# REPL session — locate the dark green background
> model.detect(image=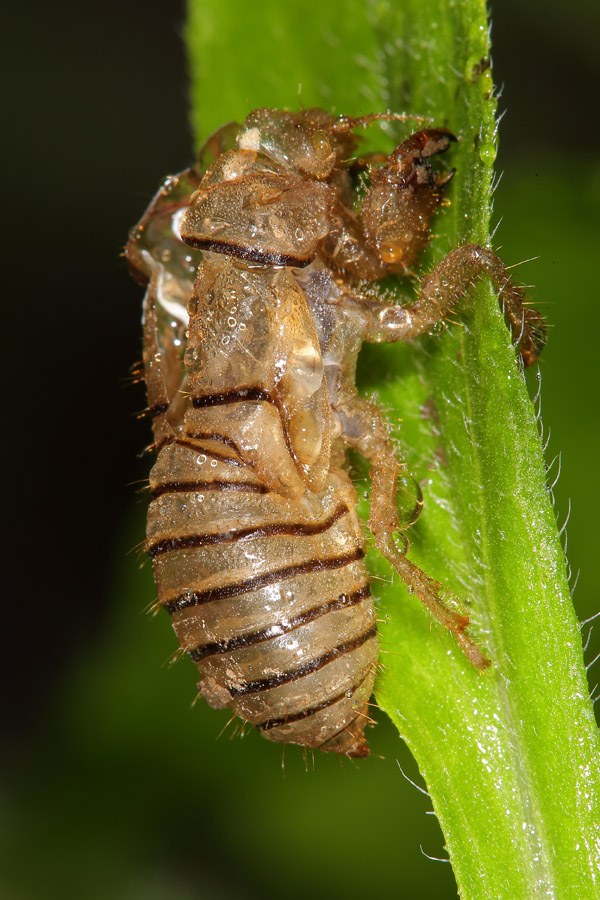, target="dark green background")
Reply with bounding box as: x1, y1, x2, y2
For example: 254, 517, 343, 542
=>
4, 1, 599, 898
